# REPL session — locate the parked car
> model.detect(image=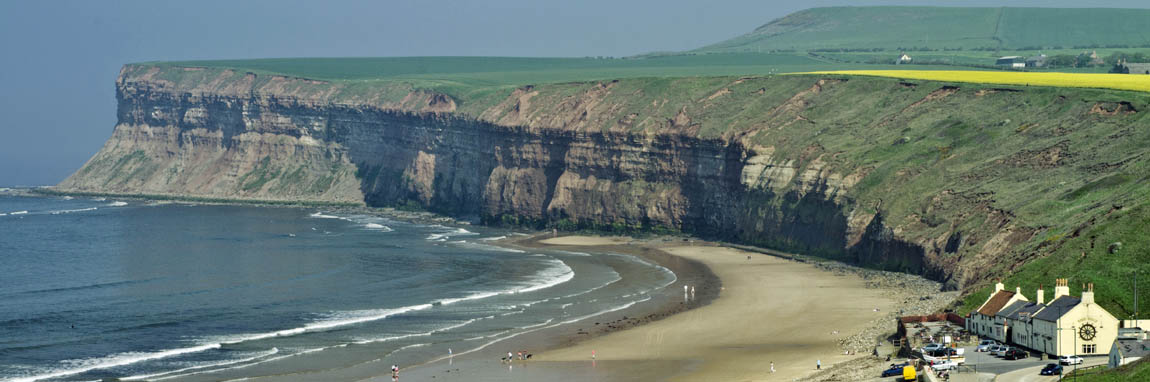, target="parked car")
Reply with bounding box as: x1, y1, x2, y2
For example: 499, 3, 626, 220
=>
1040, 363, 1064, 375
921, 343, 944, 353
992, 345, 1011, 357
927, 349, 951, 358
881, 365, 904, 377
976, 340, 997, 352
930, 360, 959, 371
1059, 355, 1084, 365
1004, 349, 1029, 360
